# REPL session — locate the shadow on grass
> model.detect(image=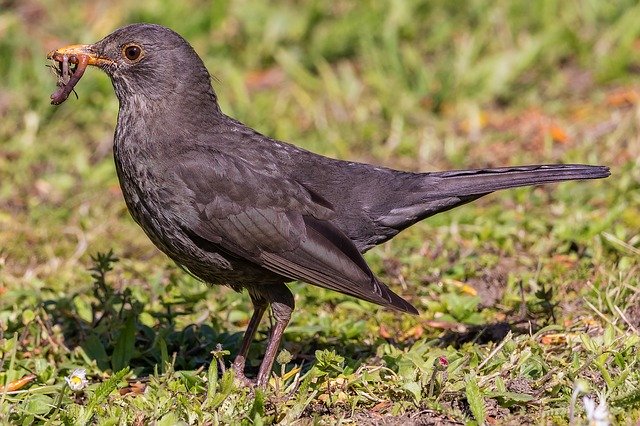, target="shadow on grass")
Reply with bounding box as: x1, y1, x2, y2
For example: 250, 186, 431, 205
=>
34, 250, 380, 379
437, 319, 539, 347
41, 293, 243, 375
38, 250, 555, 381
41, 295, 386, 381
34, 250, 238, 376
